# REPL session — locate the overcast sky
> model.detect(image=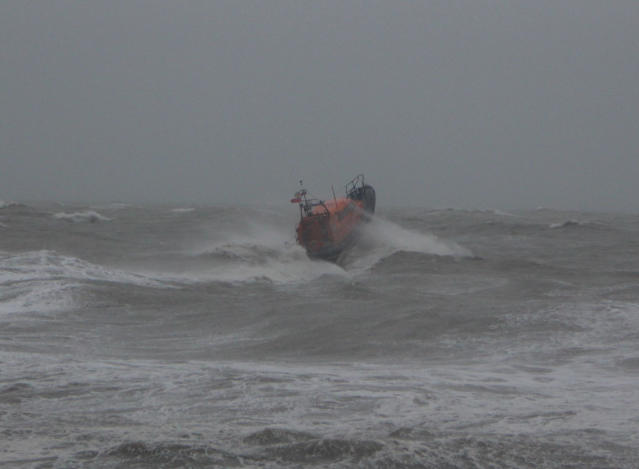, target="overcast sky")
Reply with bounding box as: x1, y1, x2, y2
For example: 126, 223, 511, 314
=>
1, 1, 638, 210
